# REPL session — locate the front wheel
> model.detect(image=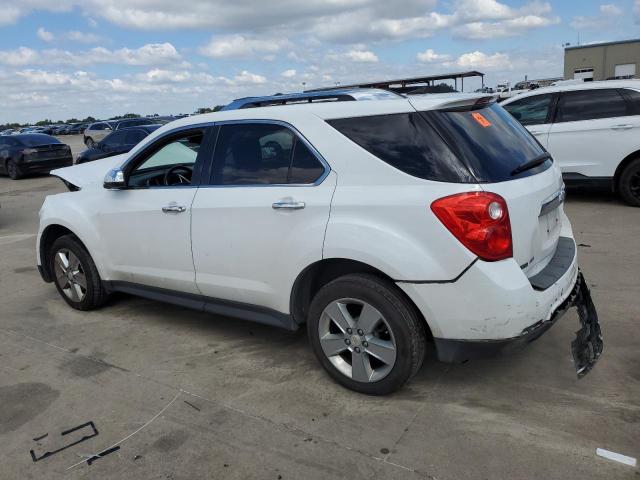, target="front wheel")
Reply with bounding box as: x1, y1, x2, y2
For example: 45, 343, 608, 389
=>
618, 158, 640, 207
85, 137, 95, 148
308, 274, 427, 395
50, 234, 107, 310
7, 160, 22, 179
